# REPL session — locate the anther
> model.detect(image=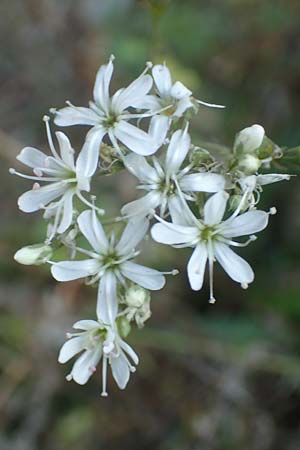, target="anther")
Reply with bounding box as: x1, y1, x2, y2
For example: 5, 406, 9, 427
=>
9, 168, 16, 174
33, 183, 40, 190
269, 207, 277, 215
43, 115, 50, 122
241, 283, 248, 289
172, 269, 179, 276
209, 297, 216, 304
66, 332, 72, 339
66, 374, 73, 381
109, 54, 115, 62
